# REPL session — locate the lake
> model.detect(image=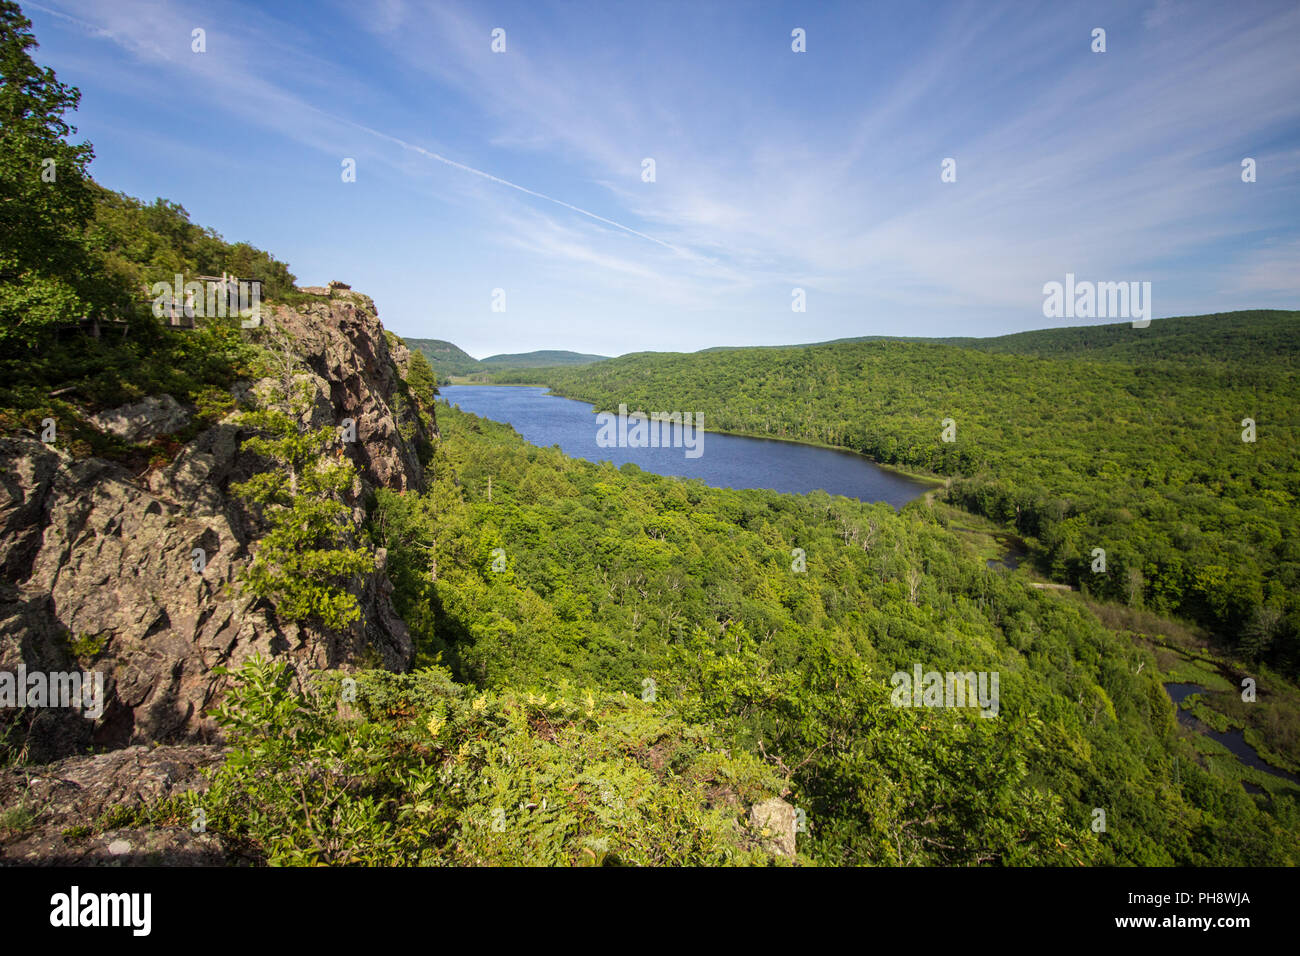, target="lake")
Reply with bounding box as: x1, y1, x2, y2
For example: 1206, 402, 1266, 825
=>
438, 385, 930, 508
